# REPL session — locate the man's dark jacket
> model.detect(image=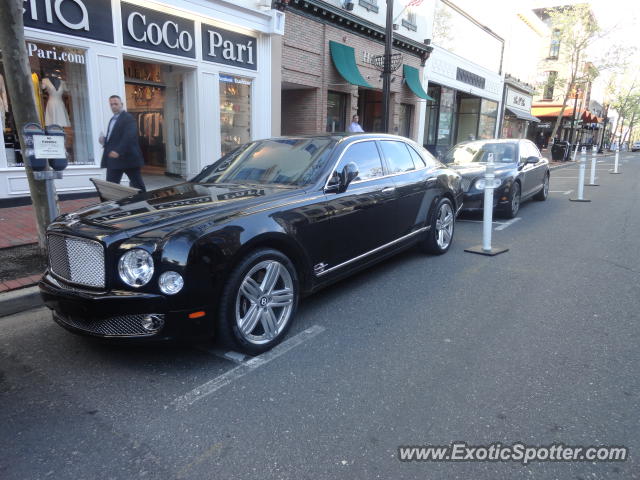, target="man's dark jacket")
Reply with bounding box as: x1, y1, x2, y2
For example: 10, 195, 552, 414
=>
100, 111, 144, 169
